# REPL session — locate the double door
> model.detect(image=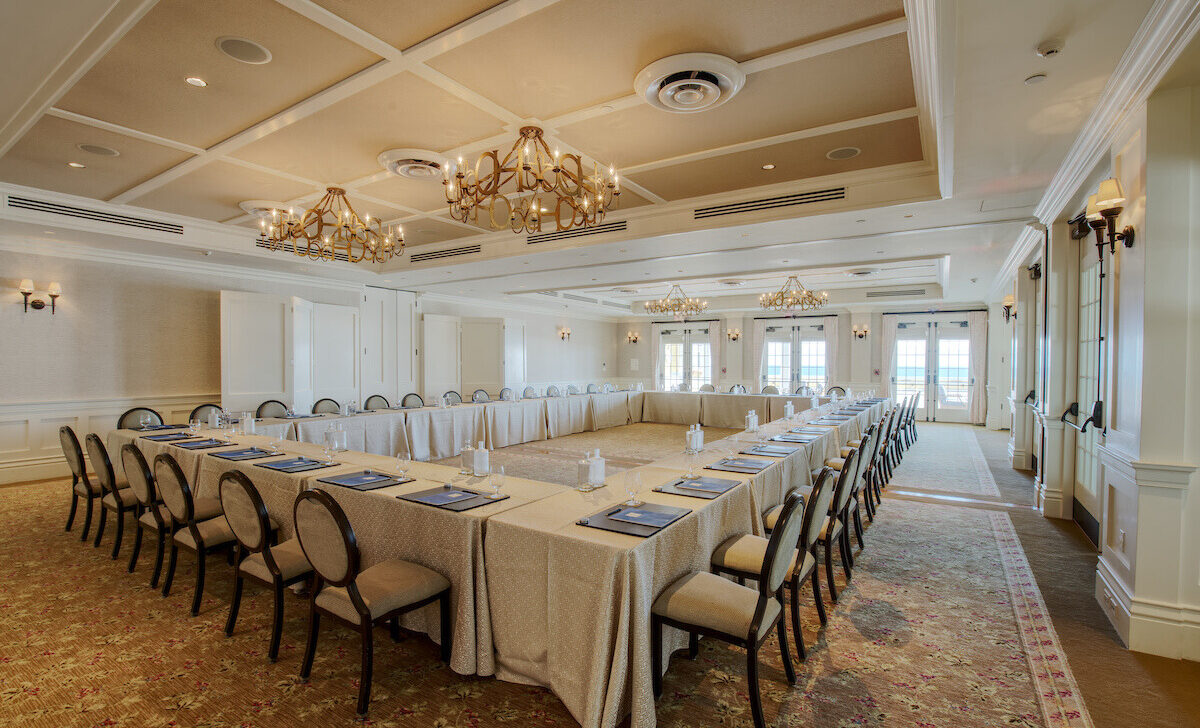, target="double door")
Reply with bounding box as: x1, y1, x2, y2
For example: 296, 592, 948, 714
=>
891, 315, 973, 423
660, 325, 712, 391
761, 320, 827, 394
